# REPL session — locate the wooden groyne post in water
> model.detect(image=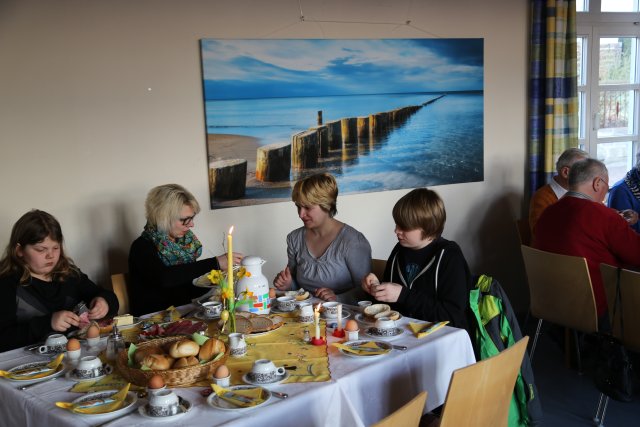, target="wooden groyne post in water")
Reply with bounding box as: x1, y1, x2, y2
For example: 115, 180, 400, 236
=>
292, 129, 319, 170
256, 142, 291, 182
209, 159, 247, 199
